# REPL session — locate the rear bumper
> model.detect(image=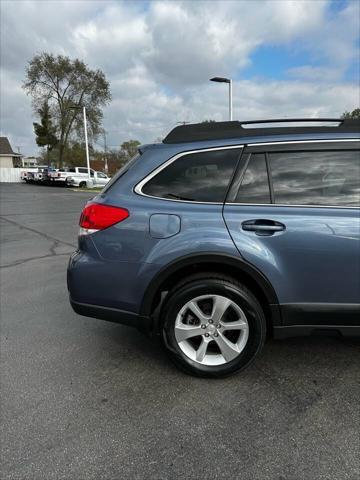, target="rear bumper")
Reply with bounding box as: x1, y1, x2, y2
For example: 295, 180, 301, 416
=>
70, 297, 152, 333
